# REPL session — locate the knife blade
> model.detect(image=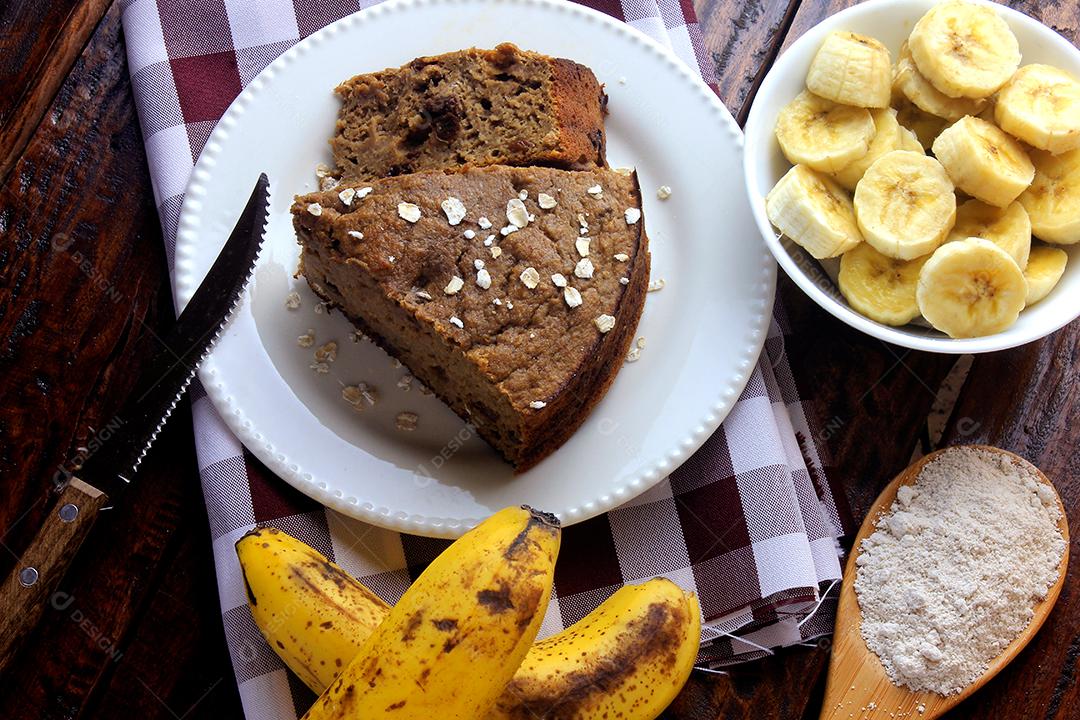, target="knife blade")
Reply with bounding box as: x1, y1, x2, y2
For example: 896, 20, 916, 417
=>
0, 173, 270, 672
